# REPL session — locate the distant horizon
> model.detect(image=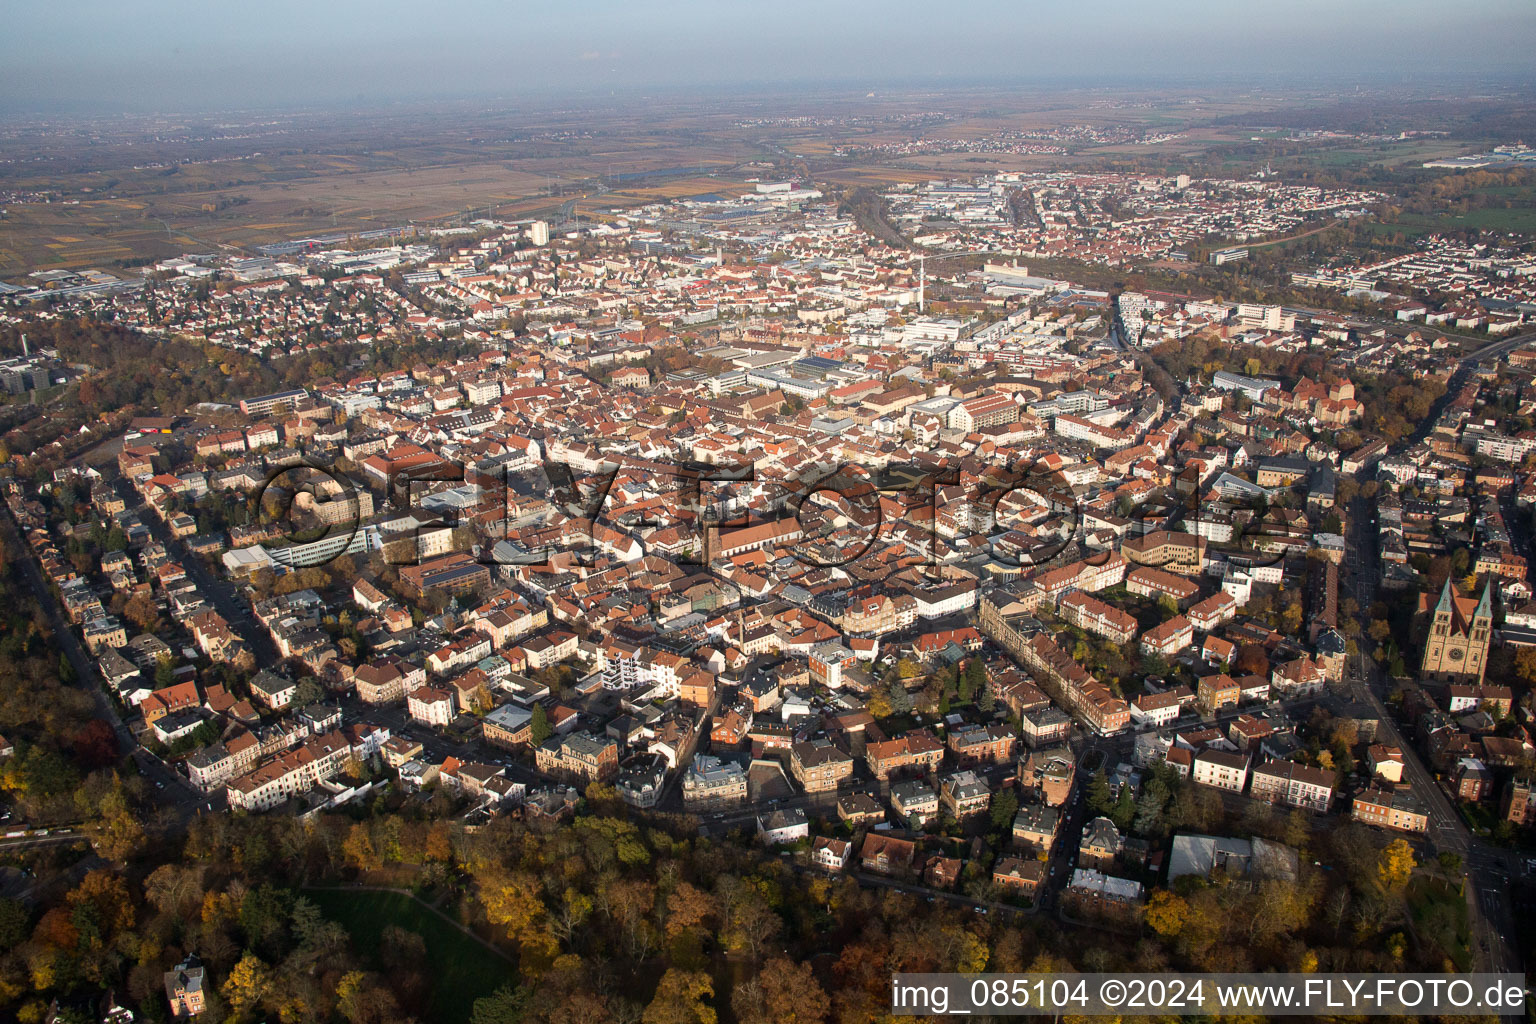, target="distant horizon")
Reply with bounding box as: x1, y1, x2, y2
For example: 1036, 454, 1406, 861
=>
3, 0, 1535, 116
2, 70, 1535, 120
